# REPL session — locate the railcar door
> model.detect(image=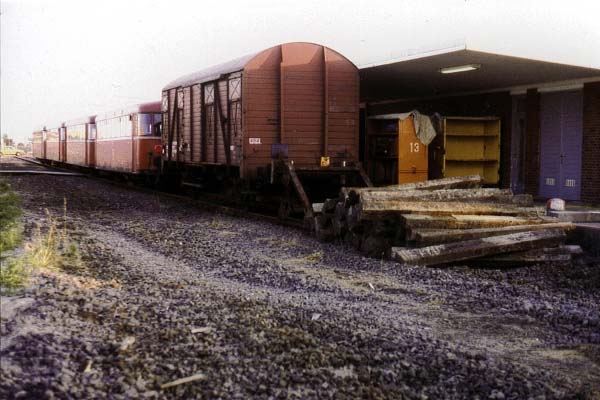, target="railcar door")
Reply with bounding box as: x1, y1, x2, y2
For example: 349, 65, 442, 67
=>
59, 127, 67, 163
539, 91, 583, 200
87, 123, 96, 167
